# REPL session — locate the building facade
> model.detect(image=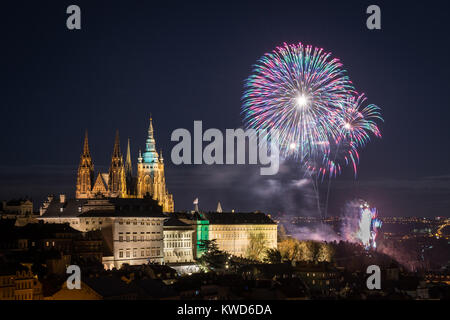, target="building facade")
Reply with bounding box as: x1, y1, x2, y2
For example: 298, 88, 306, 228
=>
168, 211, 277, 260
163, 217, 194, 264
203, 212, 277, 258
39, 197, 166, 270
0, 264, 42, 300
1, 199, 38, 226
74, 118, 174, 212
1, 199, 33, 216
